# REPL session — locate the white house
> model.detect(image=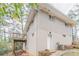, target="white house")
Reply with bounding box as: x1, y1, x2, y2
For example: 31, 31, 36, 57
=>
23, 4, 76, 53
